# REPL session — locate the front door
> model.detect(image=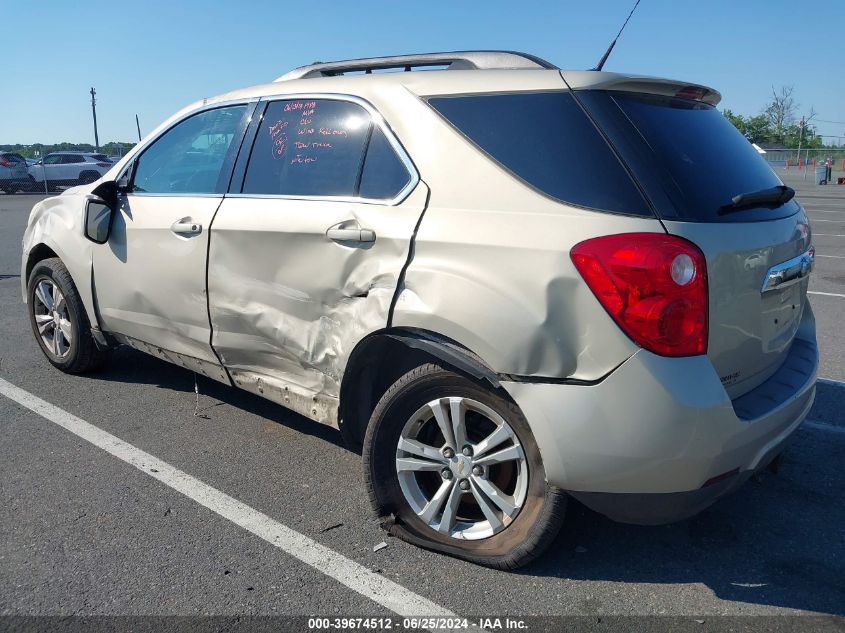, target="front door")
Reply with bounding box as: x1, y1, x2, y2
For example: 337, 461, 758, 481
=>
208, 97, 426, 421
93, 104, 250, 366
